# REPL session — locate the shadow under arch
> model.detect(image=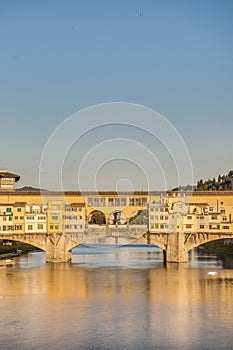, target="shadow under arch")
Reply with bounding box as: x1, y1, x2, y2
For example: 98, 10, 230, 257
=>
0, 234, 47, 252
88, 210, 106, 226
185, 235, 233, 253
